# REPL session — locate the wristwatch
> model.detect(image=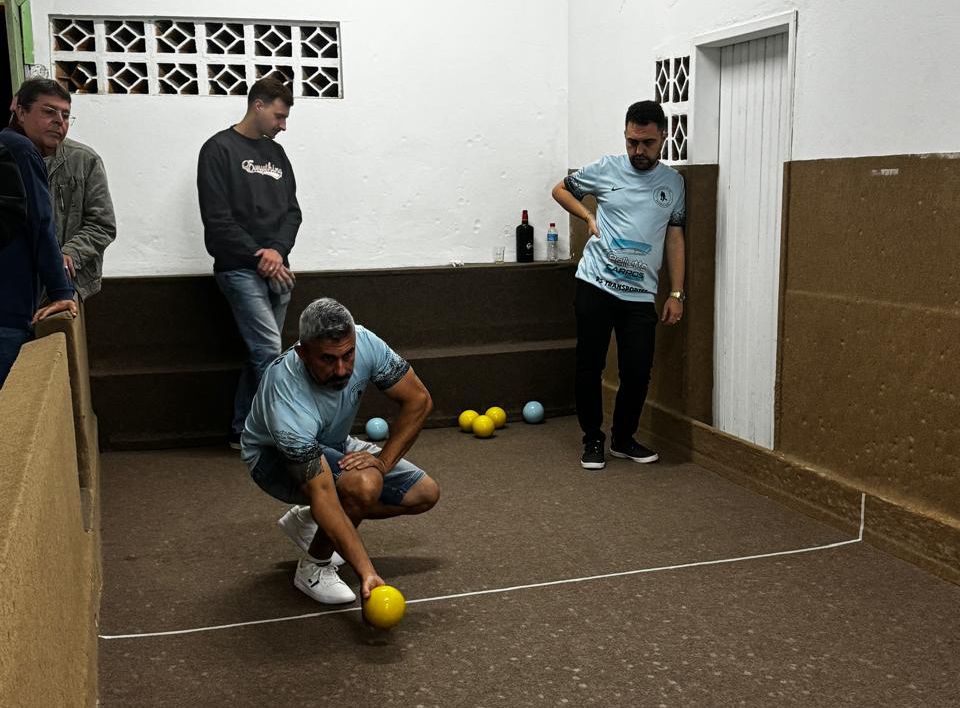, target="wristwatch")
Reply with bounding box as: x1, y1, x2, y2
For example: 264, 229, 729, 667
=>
669, 290, 686, 303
